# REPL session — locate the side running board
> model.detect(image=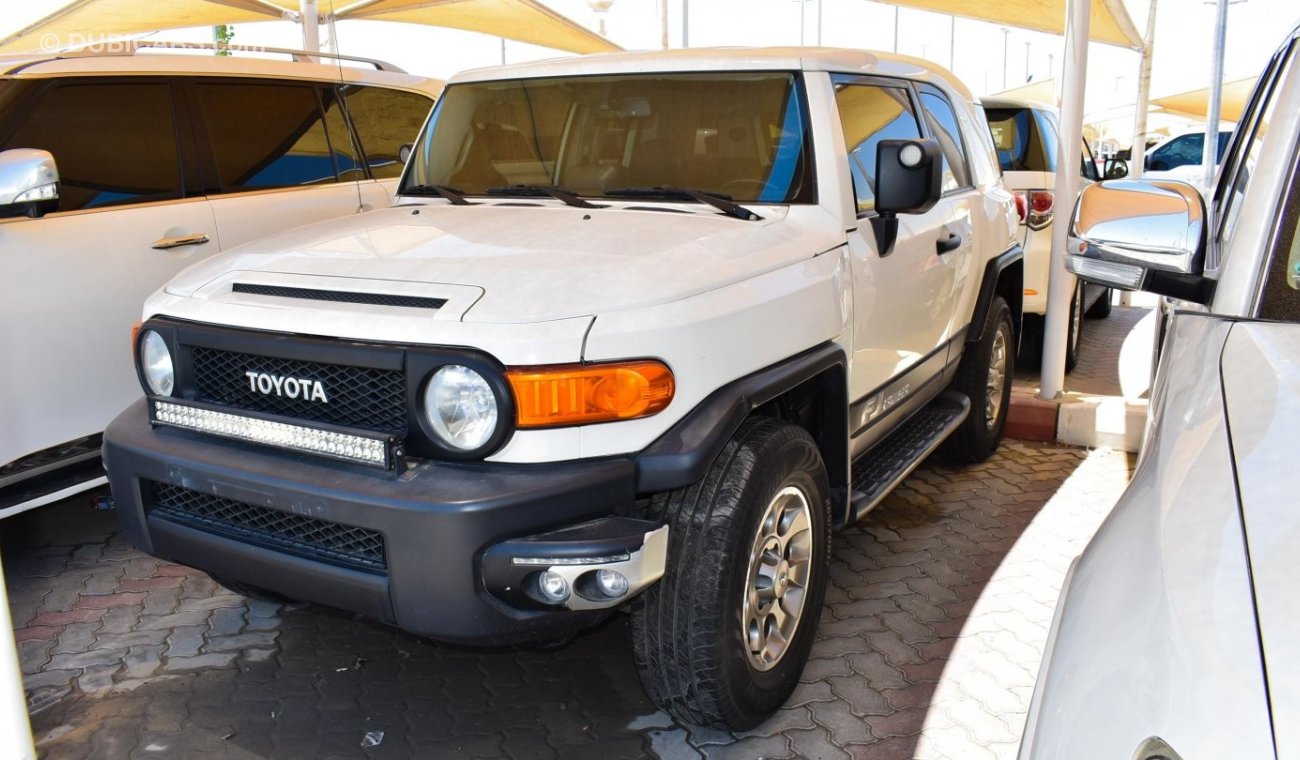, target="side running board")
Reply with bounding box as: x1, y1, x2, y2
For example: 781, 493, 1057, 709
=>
848, 391, 970, 524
